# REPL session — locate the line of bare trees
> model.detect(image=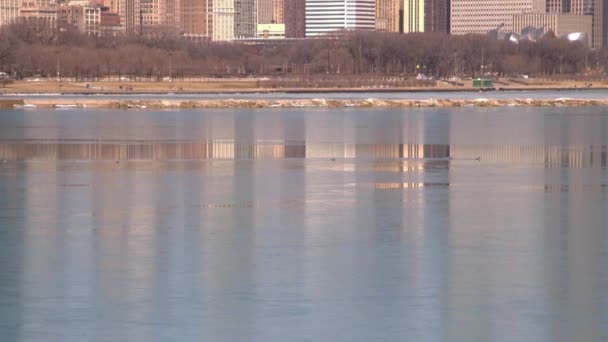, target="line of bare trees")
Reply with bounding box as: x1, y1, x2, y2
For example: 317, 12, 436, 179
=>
0, 20, 606, 80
